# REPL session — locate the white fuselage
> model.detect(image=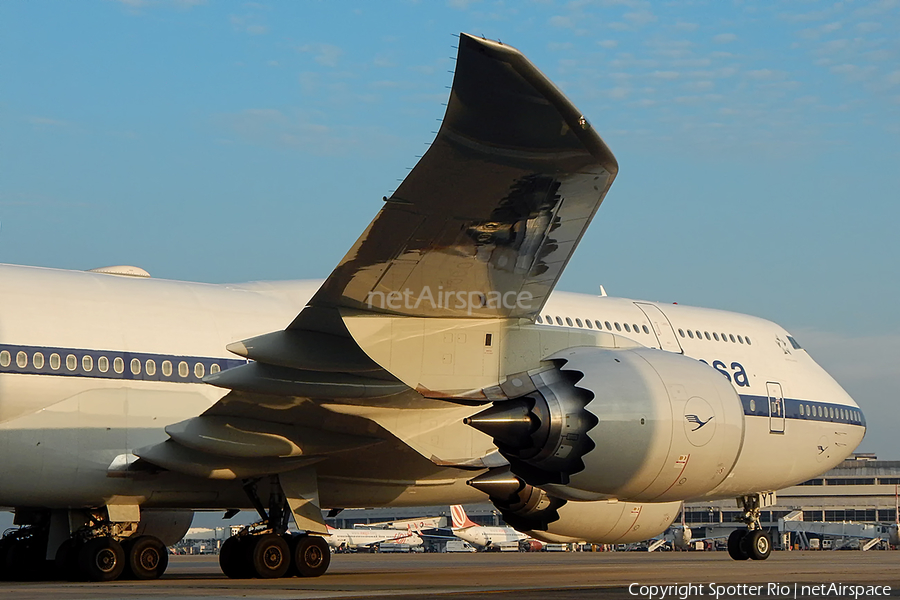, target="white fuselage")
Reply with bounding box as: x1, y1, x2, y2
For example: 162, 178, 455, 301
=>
325, 528, 422, 549
0, 263, 866, 510
453, 525, 525, 548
